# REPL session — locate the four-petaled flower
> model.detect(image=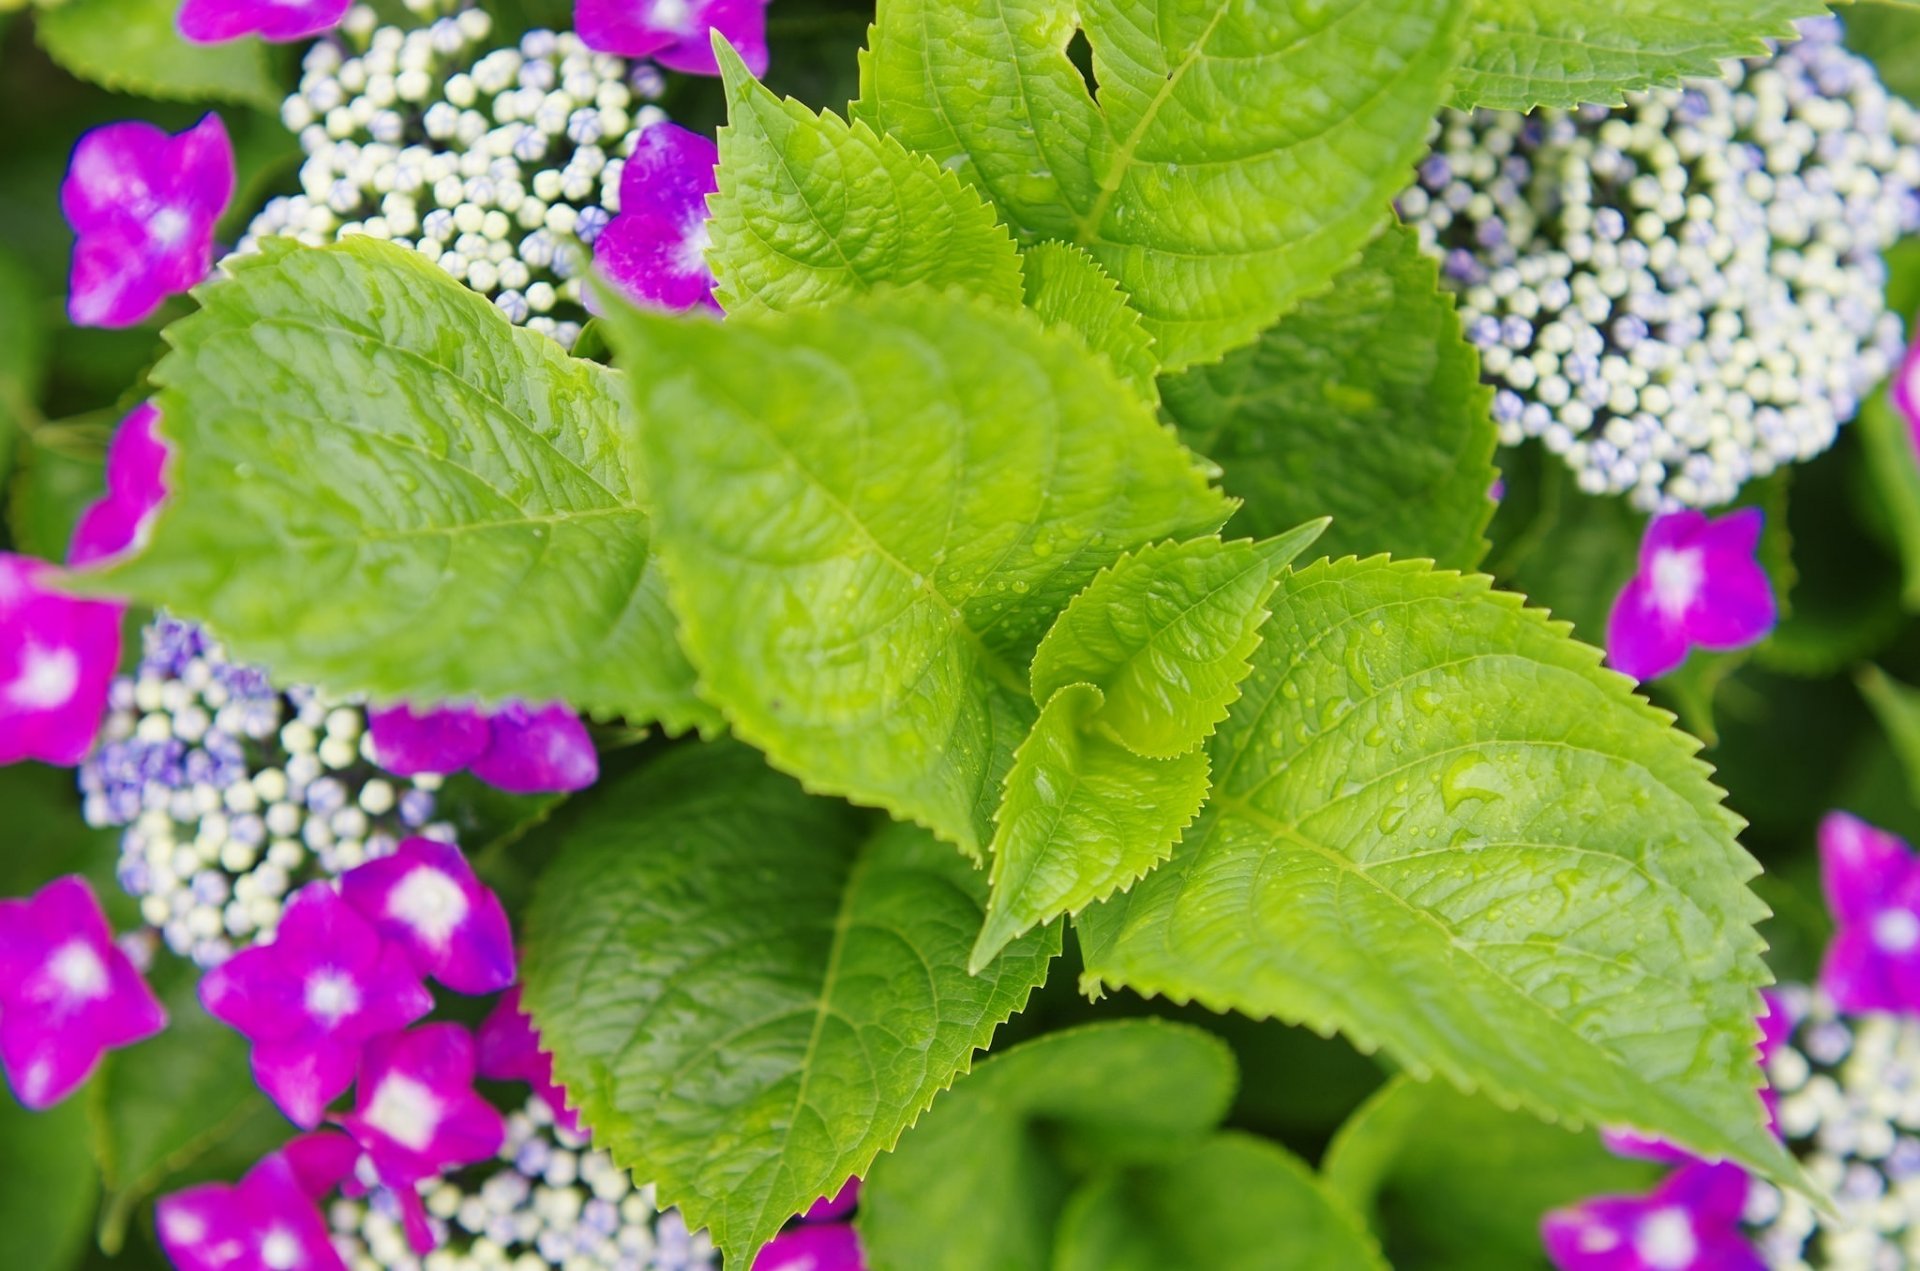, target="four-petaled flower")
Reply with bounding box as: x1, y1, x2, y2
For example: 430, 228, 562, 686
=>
367, 699, 599, 793
1818, 811, 1920, 1013
200, 882, 434, 1127
0, 554, 123, 766
591, 122, 721, 313
62, 114, 233, 328
157, 1150, 346, 1271
1605, 508, 1776, 681
176, 0, 352, 43
0, 876, 166, 1109
338, 1023, 505, 1185
576, 0, 769, 76
1541, 1160, 1761, 1271
340, 838, 516, 995
477, 986, 583, 1134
